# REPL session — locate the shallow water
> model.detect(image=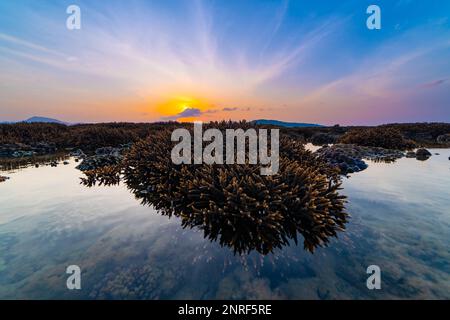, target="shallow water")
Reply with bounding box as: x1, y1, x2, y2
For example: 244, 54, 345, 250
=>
0, 150, 449, 299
